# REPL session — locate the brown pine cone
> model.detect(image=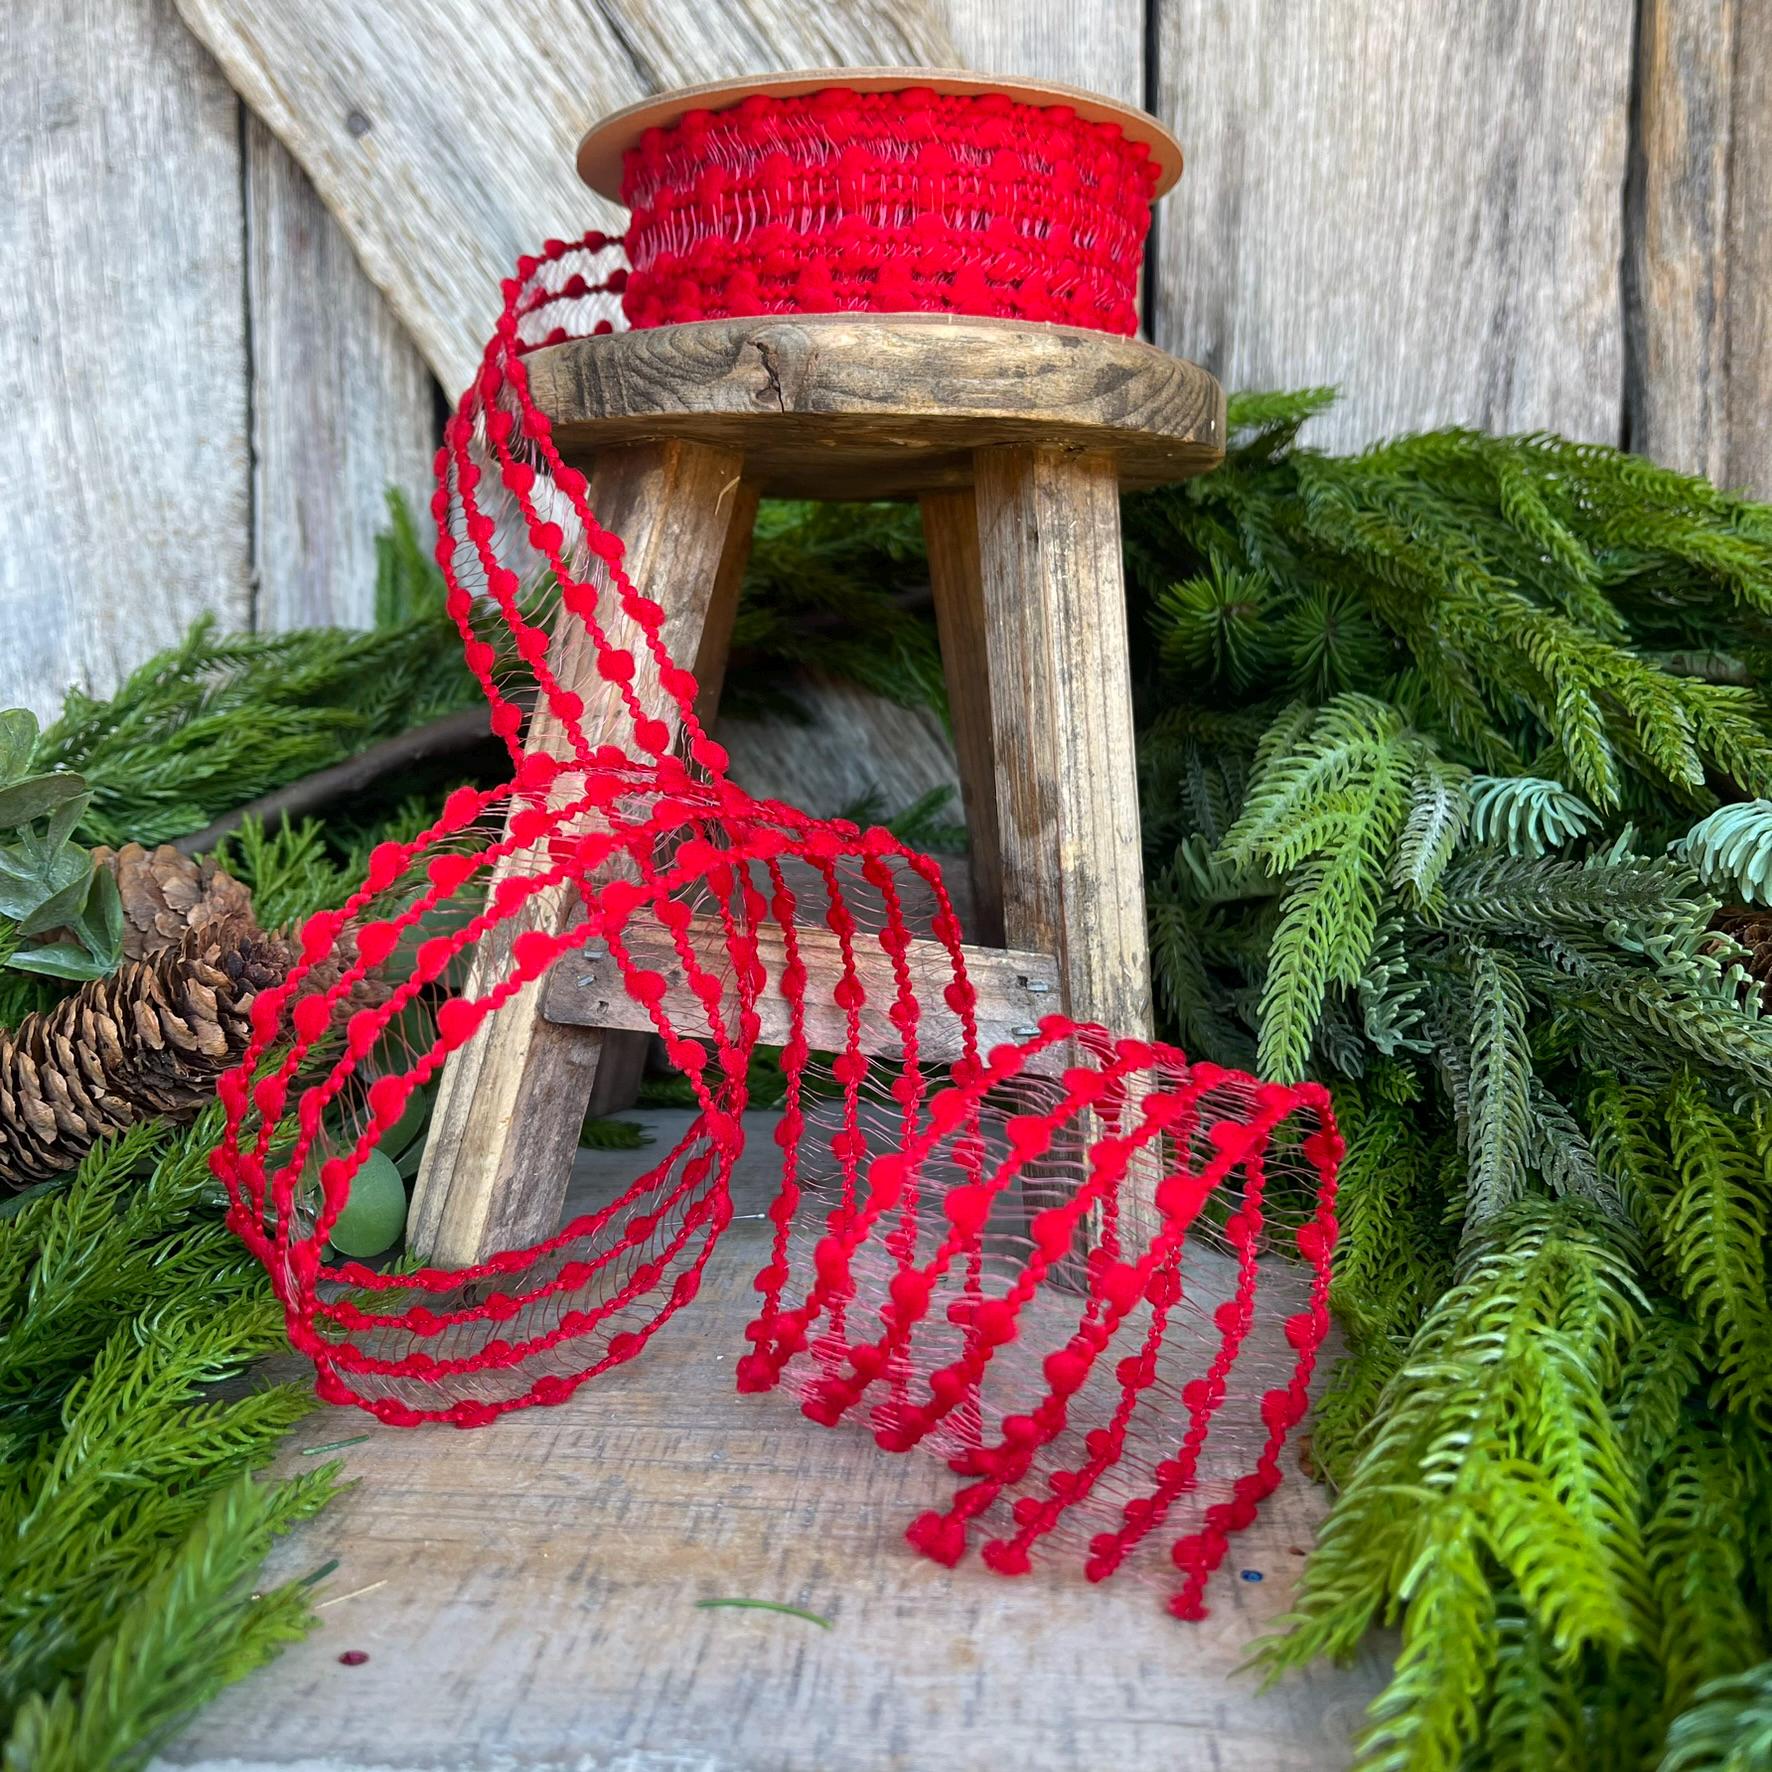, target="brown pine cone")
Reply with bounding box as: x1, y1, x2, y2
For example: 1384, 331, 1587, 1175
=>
0, 913, 295, 1189
1712, 905, 1772, 1012
92, 841, 255, 961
